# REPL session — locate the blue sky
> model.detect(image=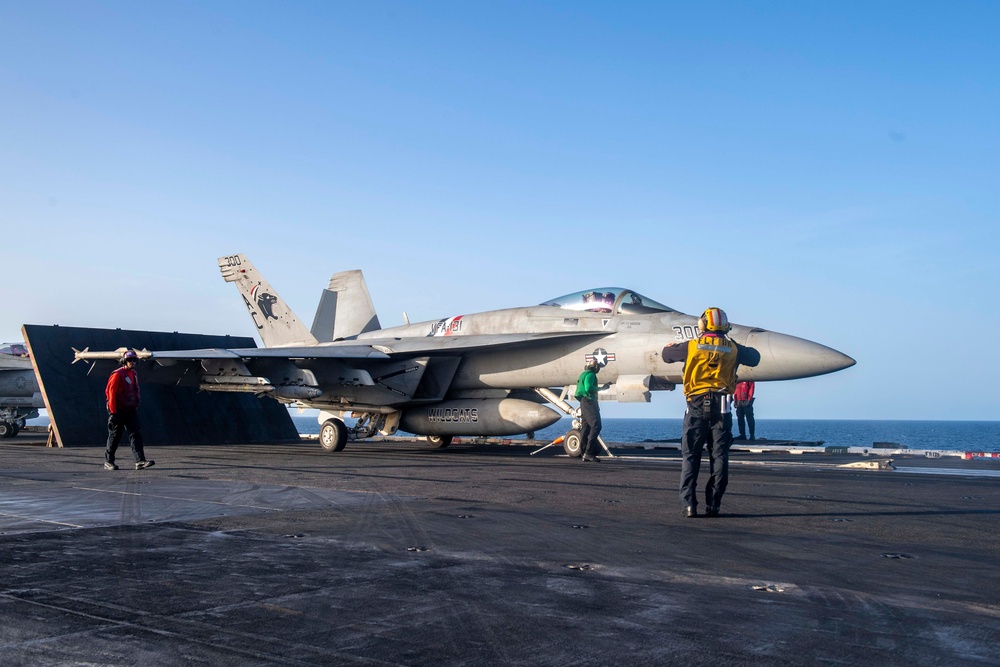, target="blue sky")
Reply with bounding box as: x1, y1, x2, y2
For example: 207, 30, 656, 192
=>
2, 2, 997, 420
